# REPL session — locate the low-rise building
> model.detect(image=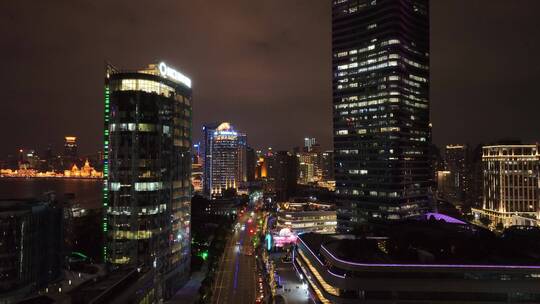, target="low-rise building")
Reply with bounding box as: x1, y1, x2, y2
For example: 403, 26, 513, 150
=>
294, 216, 540, 303
276, 201, 337, 235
